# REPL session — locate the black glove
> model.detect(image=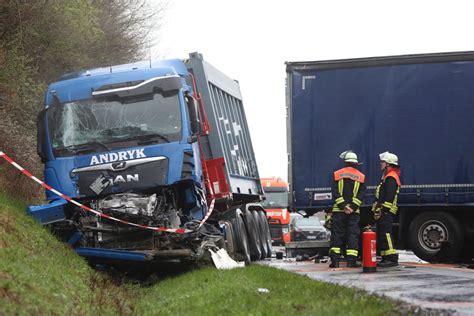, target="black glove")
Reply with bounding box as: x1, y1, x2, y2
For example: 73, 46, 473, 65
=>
373, 207, 381, 220
324, 213, 332, 230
